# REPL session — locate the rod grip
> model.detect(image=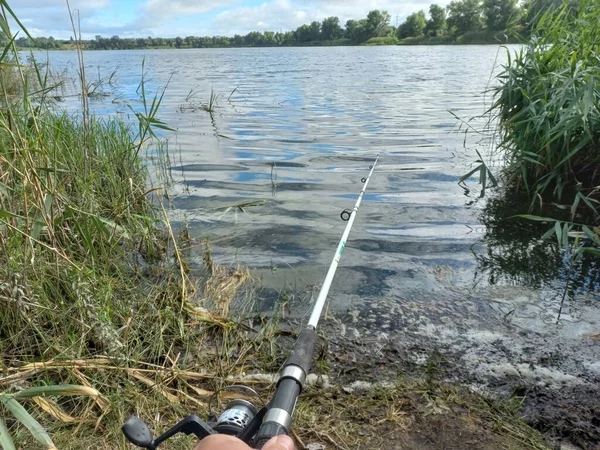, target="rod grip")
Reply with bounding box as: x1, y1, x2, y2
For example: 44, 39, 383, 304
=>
284, 327, 317, 375
253, 423, 287, 449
